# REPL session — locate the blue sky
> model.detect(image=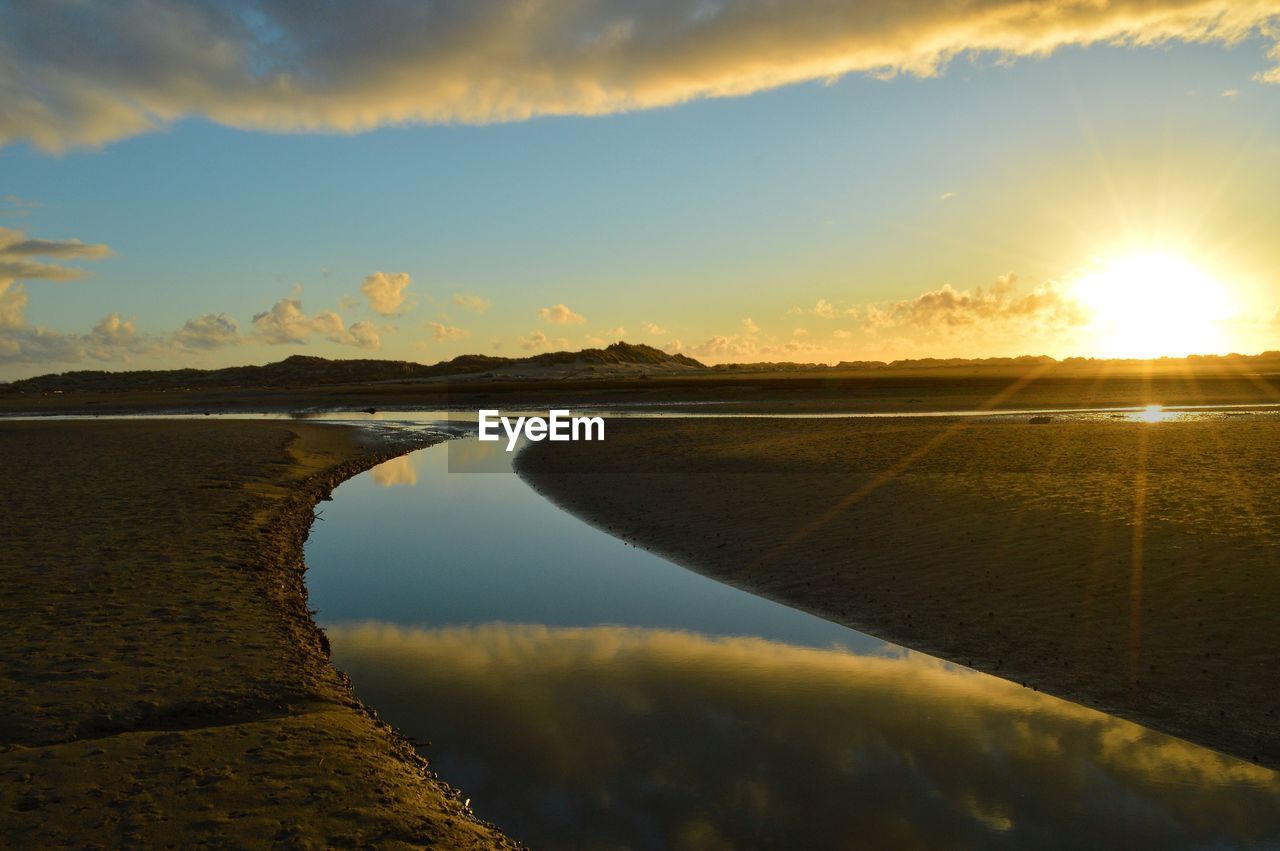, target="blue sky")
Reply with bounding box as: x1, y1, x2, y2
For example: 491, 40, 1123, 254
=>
3, 3, 1280, 377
